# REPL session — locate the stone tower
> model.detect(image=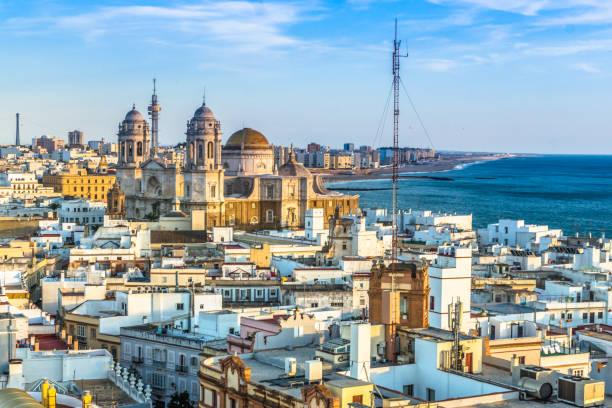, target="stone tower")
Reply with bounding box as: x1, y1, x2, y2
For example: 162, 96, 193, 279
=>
117, 105, 150, 167
183, 101, 225, 227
